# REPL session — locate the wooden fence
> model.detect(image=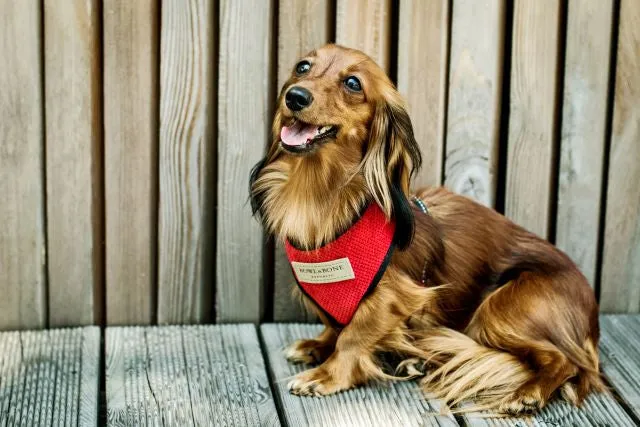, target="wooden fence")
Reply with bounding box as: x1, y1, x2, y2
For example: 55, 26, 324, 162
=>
0, 0, 638, 331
